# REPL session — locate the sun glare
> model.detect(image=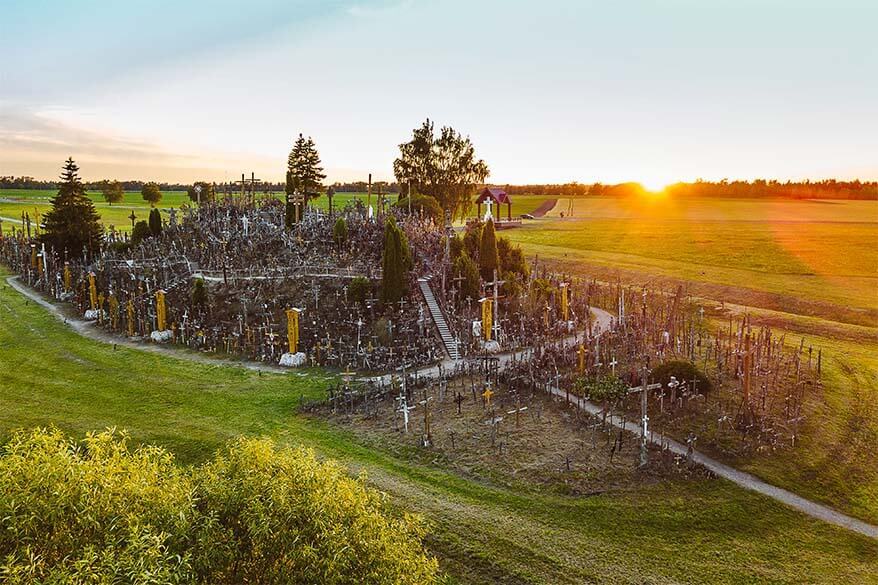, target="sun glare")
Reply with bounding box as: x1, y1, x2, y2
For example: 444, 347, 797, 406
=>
641, 179, 669, 194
